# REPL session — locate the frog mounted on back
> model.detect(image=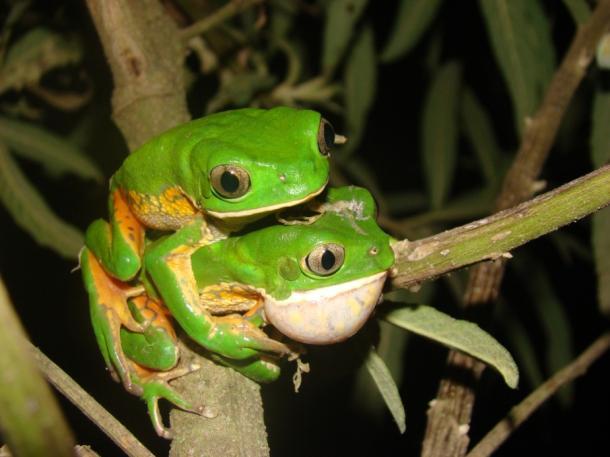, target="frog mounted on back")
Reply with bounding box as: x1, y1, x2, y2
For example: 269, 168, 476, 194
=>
81, 107, 338, 396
